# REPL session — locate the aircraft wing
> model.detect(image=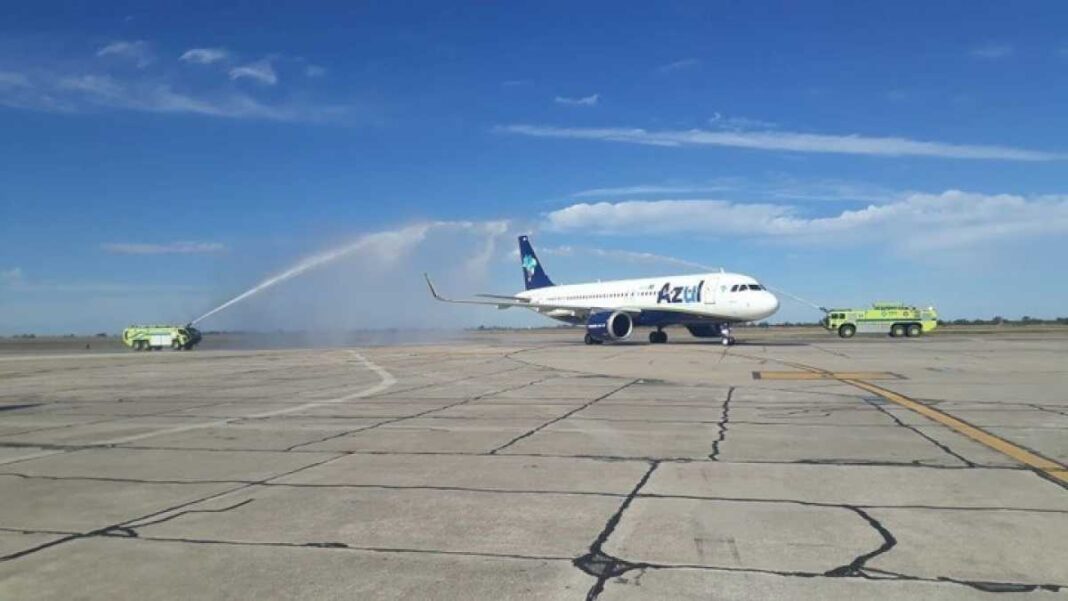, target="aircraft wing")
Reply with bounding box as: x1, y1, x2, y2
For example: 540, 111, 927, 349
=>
425, 274, 610, 313
475, 293, 531, 302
